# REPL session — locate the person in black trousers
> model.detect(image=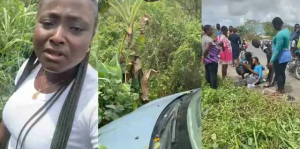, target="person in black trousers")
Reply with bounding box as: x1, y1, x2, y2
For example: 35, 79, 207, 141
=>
202, 25, 220, 89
